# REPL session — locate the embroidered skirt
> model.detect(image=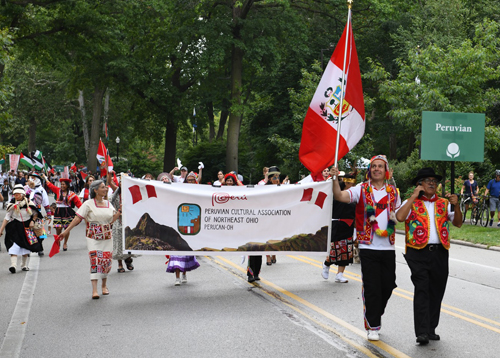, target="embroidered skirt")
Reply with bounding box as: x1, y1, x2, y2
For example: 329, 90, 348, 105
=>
53, 207, 76, 229
86, 223, 113, 280
166, 256, 200, 273
328, 236, 354, 266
